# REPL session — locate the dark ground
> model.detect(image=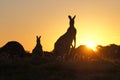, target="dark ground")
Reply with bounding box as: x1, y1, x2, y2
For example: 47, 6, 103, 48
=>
0, 57, 120, 80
